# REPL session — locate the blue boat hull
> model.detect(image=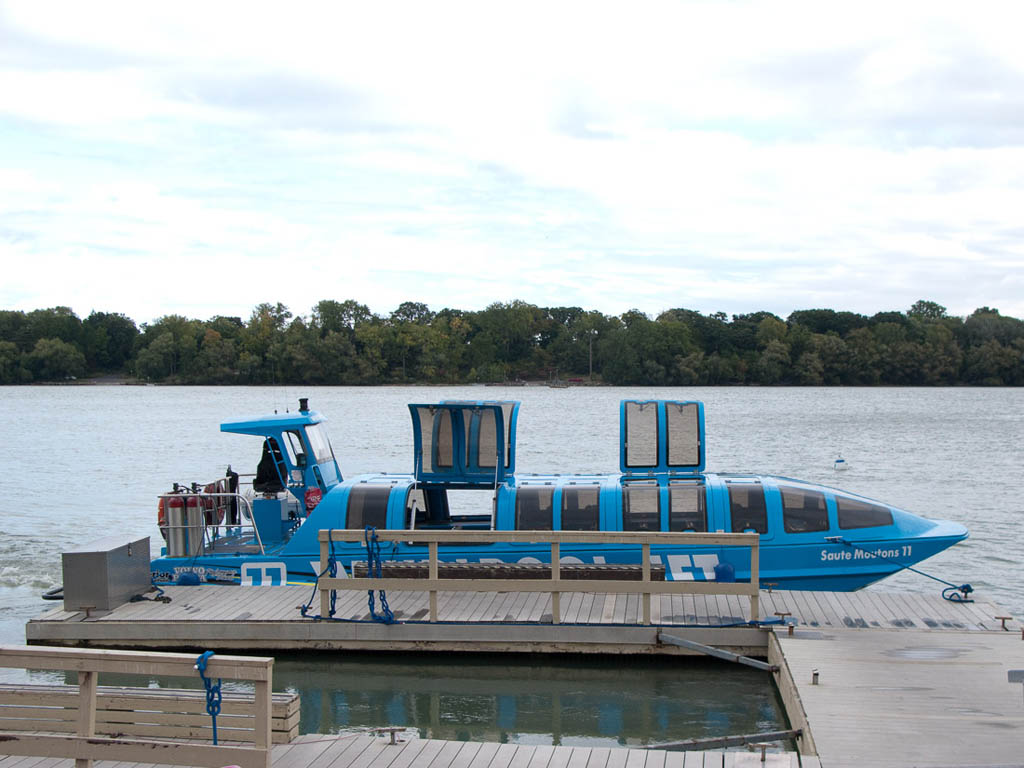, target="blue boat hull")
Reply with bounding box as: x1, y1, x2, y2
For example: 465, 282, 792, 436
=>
151, 529, 965, 593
